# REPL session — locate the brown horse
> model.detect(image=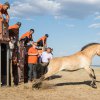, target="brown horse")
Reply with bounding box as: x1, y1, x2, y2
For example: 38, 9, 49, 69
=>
33, 43, 100, 89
